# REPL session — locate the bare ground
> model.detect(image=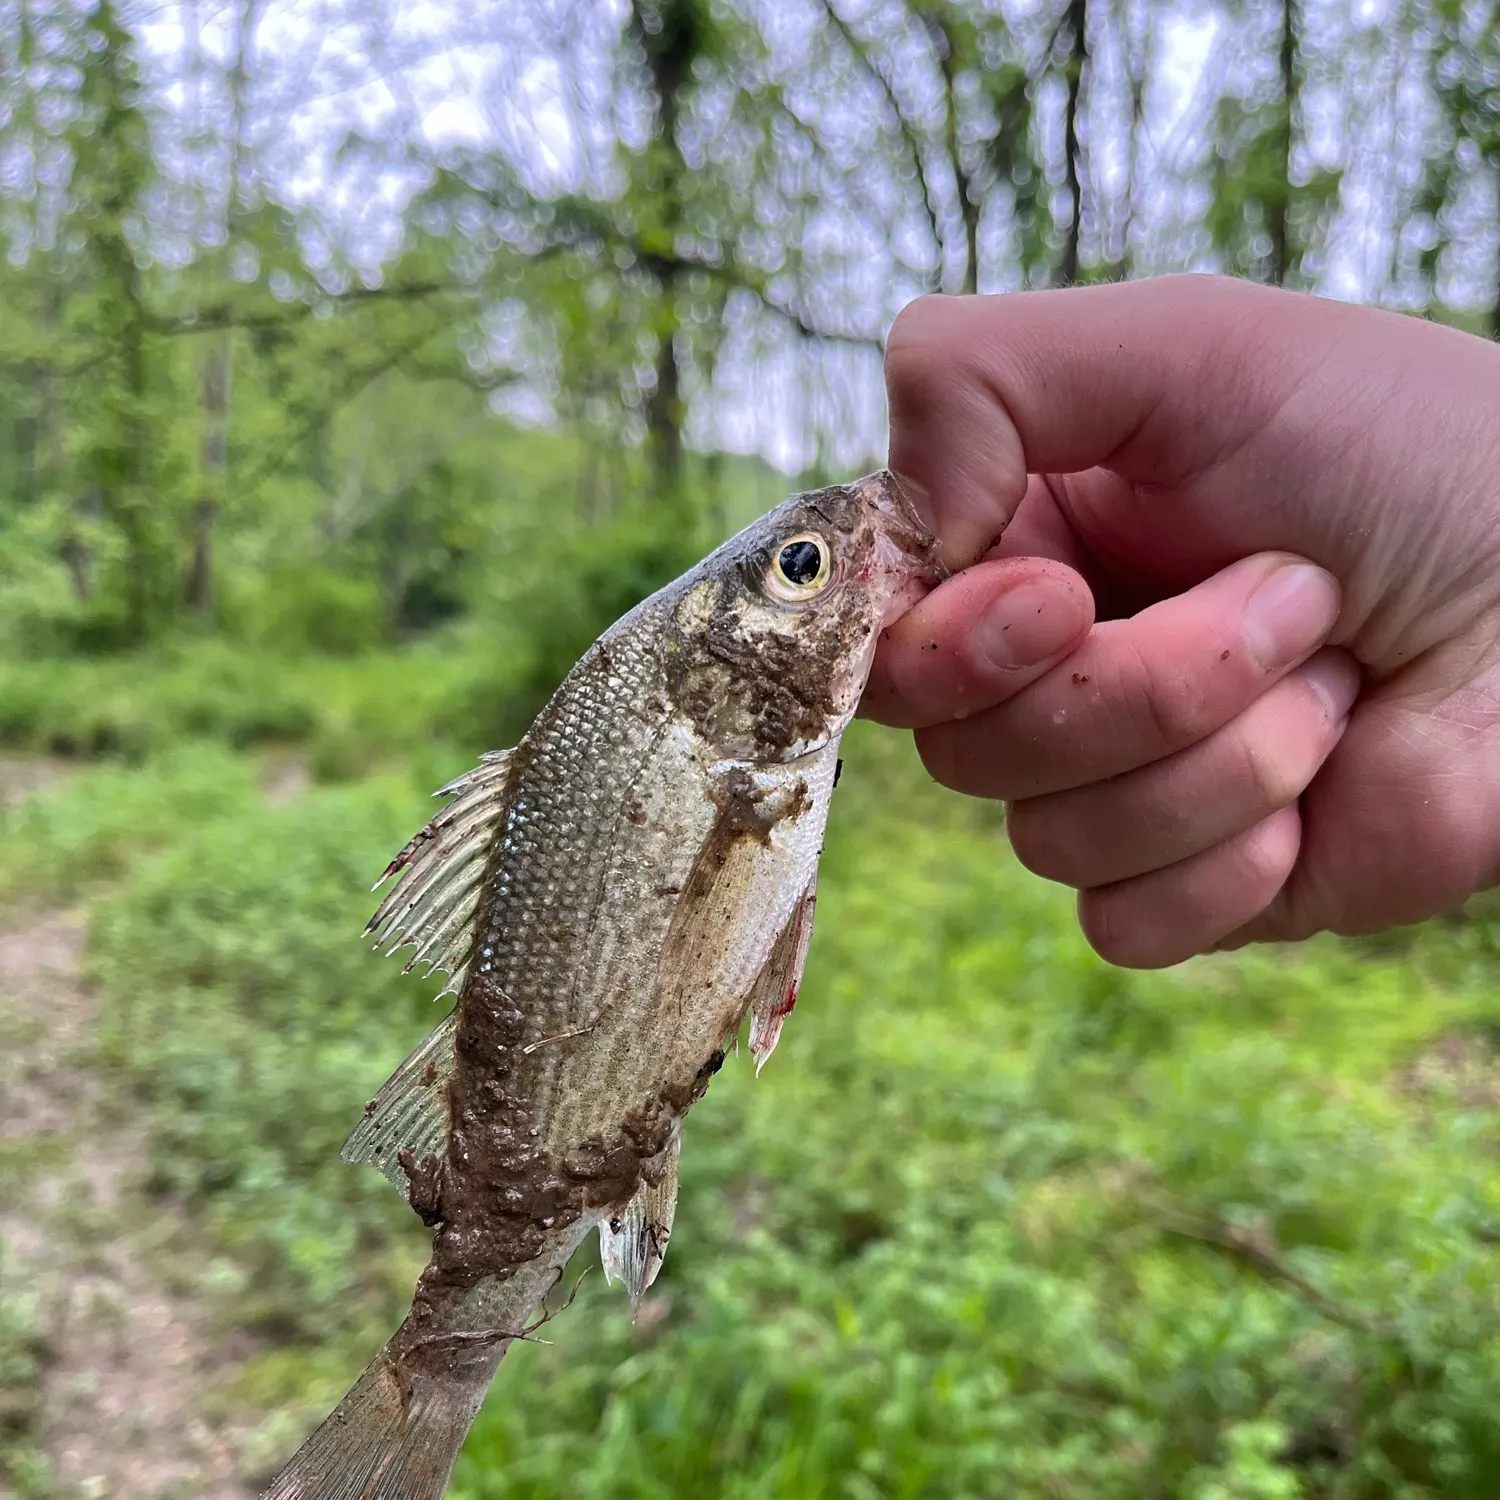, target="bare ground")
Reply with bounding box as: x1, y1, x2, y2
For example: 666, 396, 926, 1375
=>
0, 891, 256, 1496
